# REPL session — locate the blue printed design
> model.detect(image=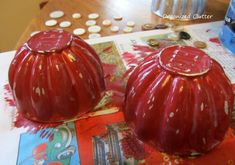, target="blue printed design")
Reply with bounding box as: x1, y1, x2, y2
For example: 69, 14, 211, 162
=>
17, 123, 80, 165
